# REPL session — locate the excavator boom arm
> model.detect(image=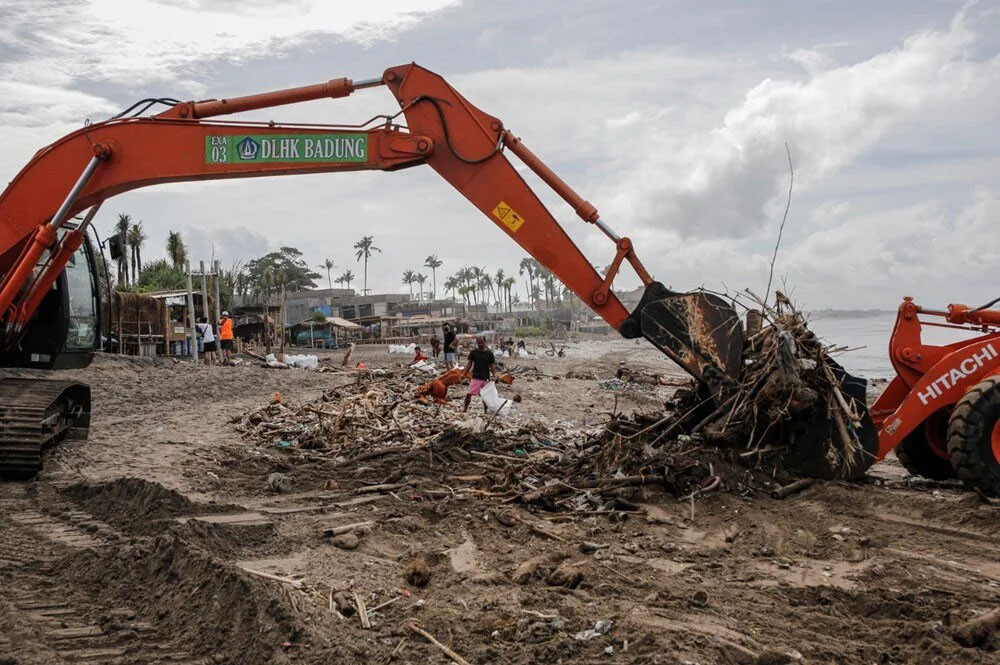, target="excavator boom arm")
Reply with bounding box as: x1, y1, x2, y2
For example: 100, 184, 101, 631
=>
0, 62, 736, 388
